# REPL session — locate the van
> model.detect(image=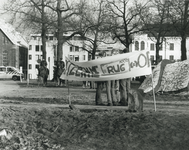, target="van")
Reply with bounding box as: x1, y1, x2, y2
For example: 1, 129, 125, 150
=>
0, 66, 24, 81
